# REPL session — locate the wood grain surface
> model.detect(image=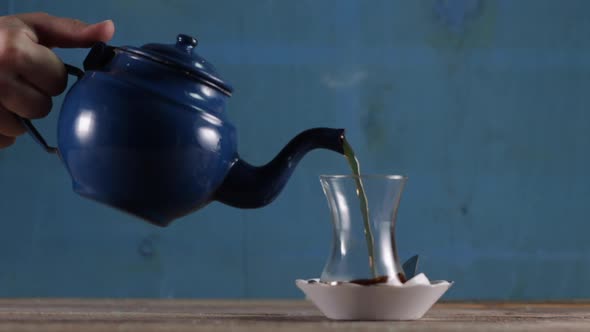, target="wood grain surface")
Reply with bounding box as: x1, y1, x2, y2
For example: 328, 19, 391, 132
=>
0, 299, 589, 331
